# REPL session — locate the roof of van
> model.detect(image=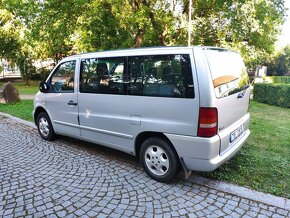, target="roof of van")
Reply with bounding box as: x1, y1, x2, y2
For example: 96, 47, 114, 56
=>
62, 46, 230, 60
